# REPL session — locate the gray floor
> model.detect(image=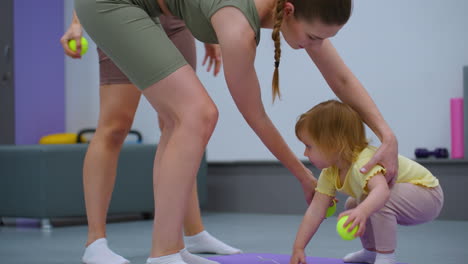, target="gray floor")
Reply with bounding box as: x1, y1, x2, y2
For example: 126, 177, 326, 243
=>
1, 213, 467, 264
